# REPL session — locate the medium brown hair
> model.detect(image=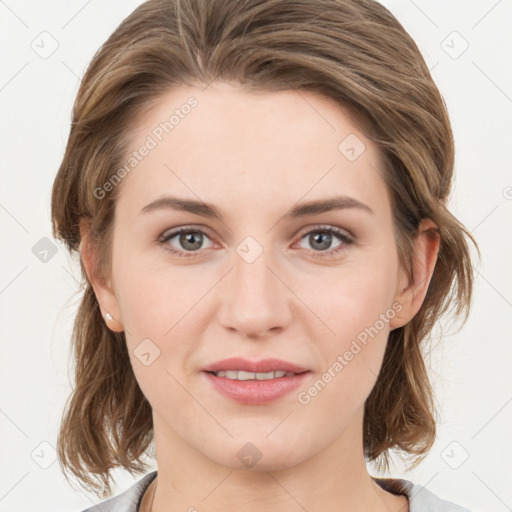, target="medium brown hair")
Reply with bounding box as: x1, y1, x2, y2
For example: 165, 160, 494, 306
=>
51, 0, 477, 497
